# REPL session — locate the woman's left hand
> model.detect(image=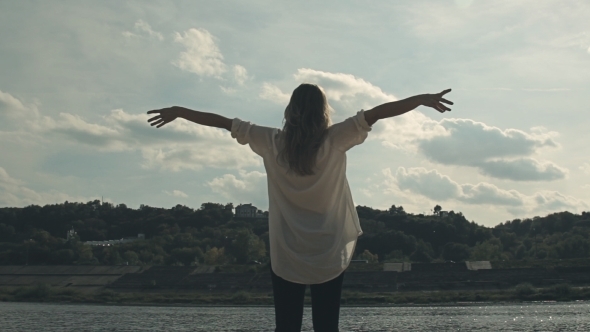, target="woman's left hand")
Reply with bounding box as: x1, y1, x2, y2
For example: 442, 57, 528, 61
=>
419, 89, 453, 113
147, 107, 181, 128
